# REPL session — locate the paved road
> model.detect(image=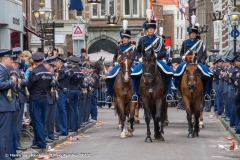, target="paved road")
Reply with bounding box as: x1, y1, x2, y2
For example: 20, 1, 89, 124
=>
49, 107, 240, 160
